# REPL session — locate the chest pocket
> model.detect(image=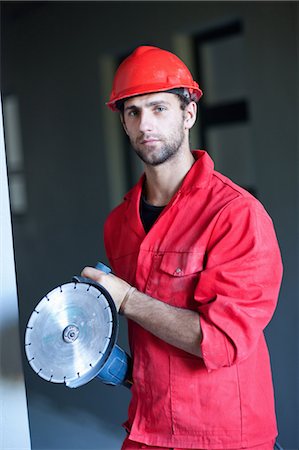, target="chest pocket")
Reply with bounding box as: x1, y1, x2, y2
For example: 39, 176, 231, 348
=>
151, 251, 205, 308
160, 251, 204, 277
